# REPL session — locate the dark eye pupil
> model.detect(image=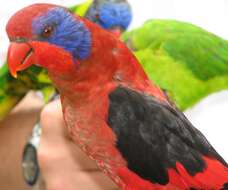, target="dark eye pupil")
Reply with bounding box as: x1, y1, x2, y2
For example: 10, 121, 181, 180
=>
95, 13, 100, 19
42, 26, 53, 38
